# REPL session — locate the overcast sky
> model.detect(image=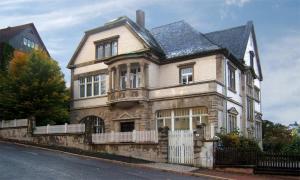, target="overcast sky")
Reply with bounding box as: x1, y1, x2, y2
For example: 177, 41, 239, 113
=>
0, 0, 299, 125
